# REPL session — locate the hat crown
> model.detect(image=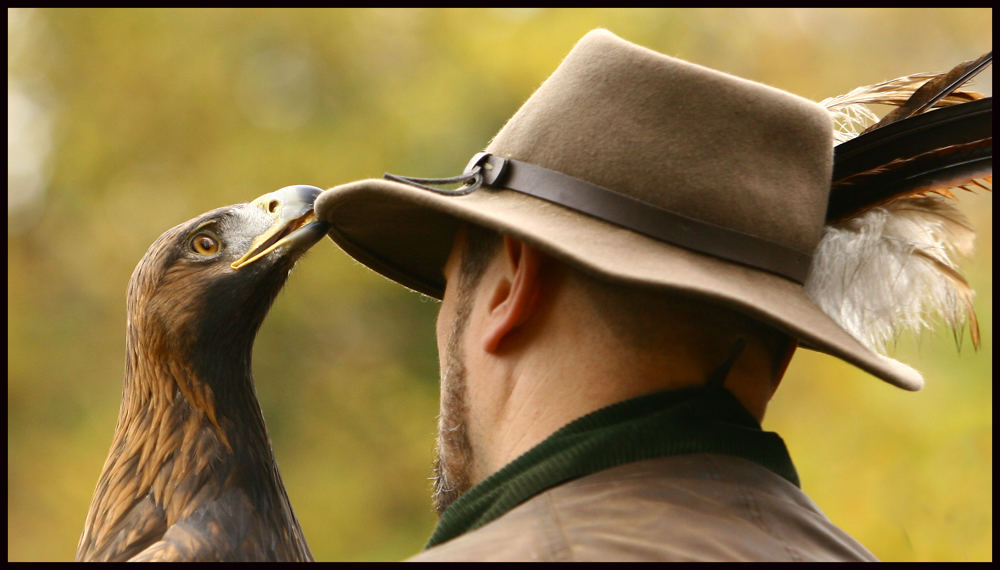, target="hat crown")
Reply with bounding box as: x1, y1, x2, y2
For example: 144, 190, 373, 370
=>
486, 29, 833, 255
